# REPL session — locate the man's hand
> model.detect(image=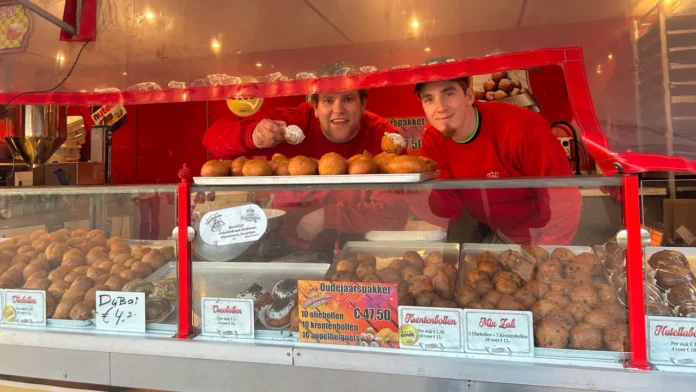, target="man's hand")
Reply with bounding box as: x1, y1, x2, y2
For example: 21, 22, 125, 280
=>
296, 208, 325, 242
251, 119, 286, 149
